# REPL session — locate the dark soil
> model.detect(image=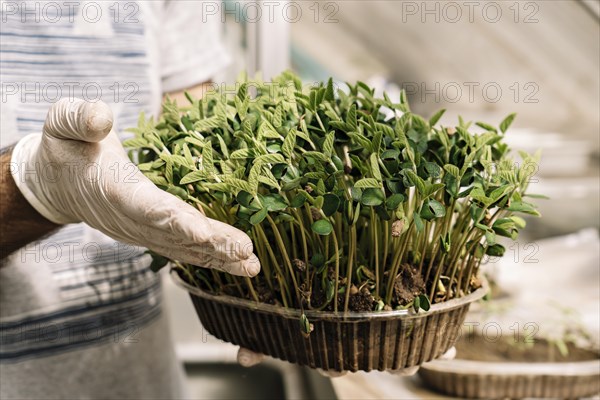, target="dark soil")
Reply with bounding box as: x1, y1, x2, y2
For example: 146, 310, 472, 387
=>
254, 281, 277, 305
348, 286, 375, 312
392, 264, 425, 306
456, 333, 600, 363
183, 262, 429, 312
